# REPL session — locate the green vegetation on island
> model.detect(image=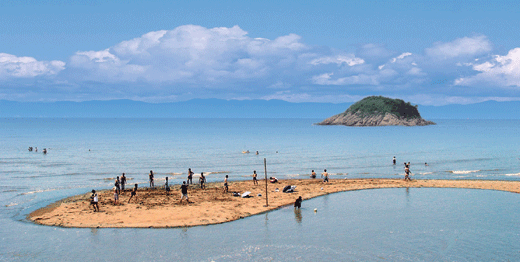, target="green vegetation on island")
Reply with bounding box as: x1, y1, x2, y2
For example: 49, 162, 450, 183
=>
345, 96, 421, 119
318, 96, 435, 126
